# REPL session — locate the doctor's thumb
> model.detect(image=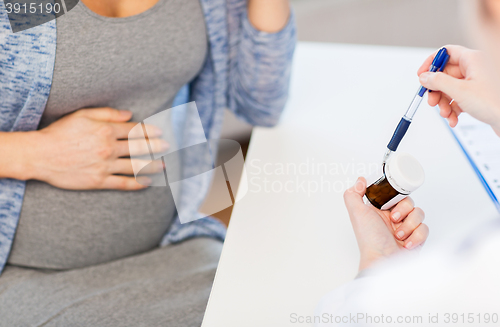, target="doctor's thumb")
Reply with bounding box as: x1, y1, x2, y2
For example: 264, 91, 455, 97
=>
343, 177, 367, 213
419, 72, 466, 102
